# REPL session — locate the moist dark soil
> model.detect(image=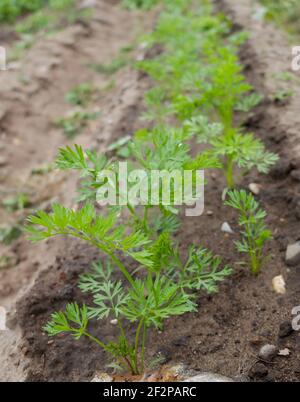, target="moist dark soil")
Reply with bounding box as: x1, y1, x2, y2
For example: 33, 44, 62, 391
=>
16, 153, 300, 382
3, 0, 300, 382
